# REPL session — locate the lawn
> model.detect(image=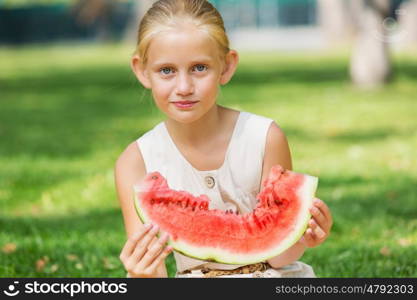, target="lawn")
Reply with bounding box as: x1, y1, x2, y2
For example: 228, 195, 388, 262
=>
0, 43, 416, 277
